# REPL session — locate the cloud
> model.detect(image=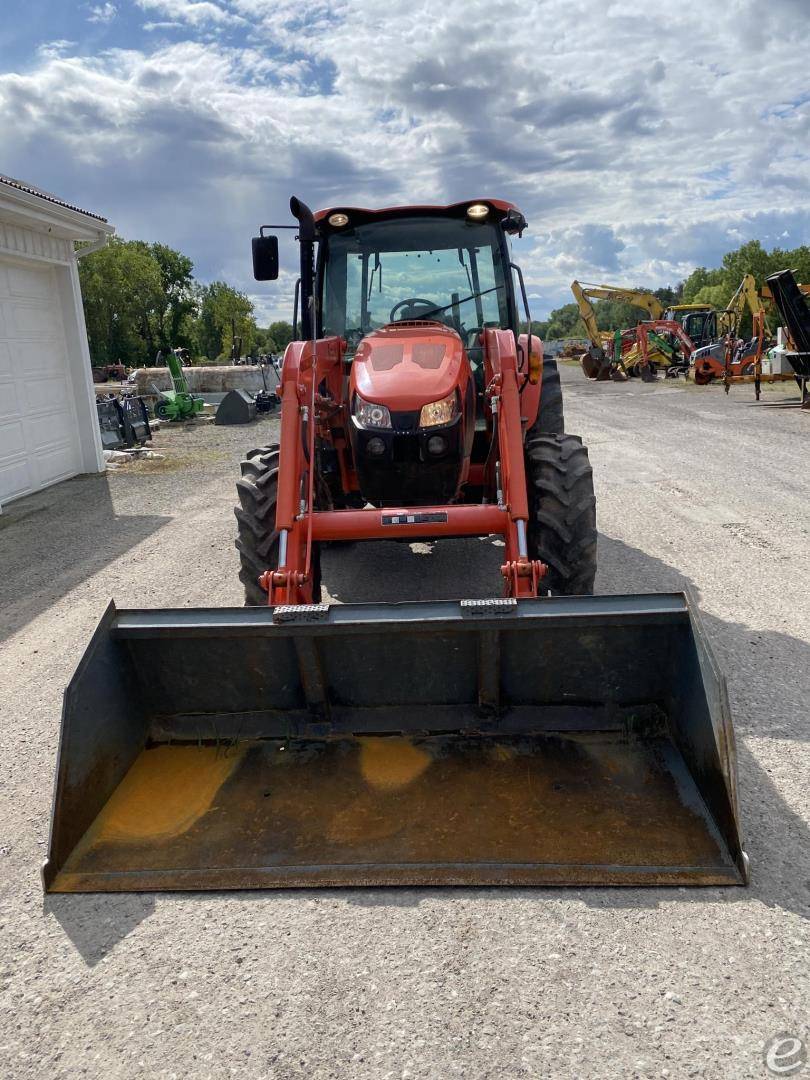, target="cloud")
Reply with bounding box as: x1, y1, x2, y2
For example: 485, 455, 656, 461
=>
135, 0, 240, 26
87, 3, 117, 23
547, 225, 626, 274
1, 0, 809, 321
35, 40, 77, 60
